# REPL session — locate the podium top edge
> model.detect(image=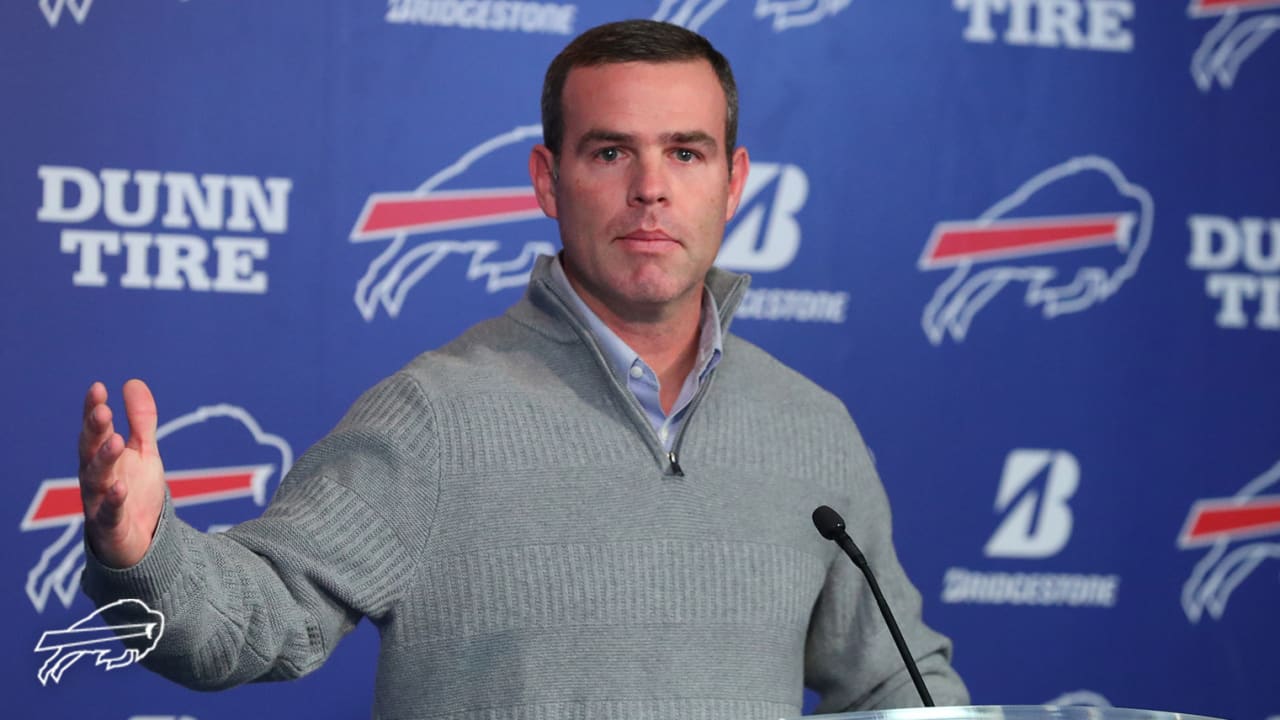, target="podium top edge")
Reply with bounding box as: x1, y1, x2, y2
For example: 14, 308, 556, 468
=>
790, 705, 1225, 720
